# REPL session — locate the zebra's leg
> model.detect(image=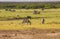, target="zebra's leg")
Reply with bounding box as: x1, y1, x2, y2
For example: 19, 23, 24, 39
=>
28, 21, 31, 25
29, 22, 31, 25
26, 21, 28, 25
22, 21, 25, 24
